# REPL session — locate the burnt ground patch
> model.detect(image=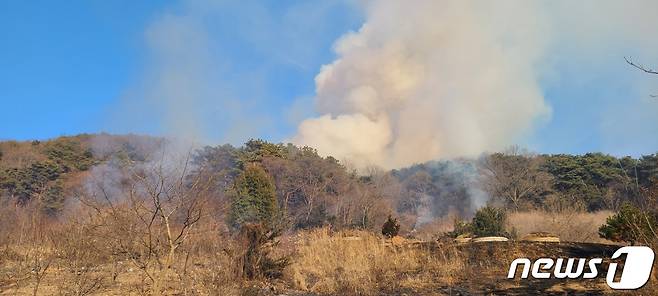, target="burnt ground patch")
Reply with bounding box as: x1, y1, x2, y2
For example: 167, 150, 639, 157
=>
431, 241, 646, 295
